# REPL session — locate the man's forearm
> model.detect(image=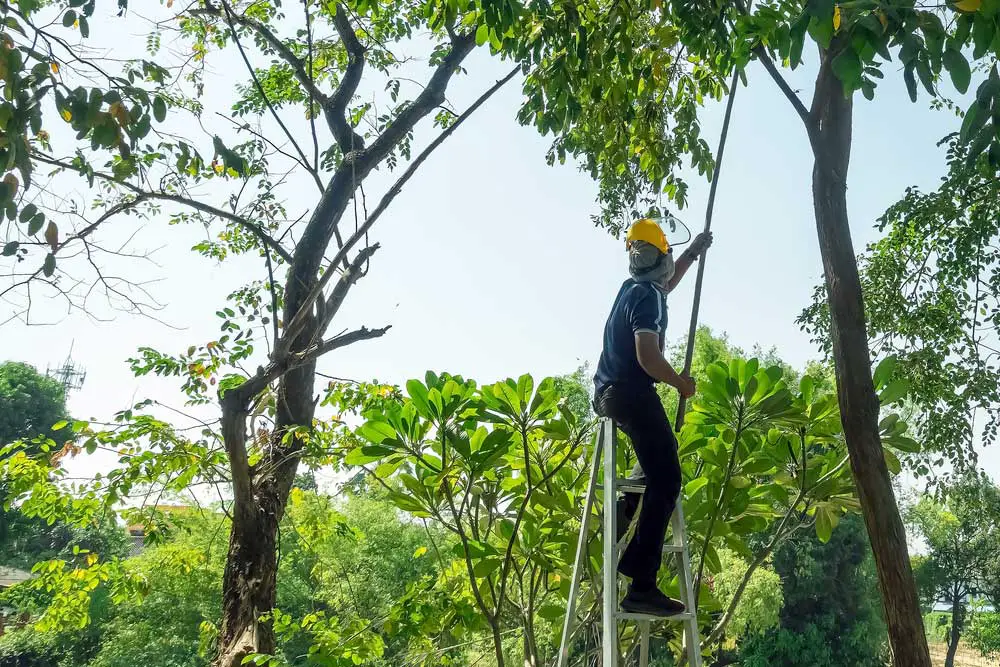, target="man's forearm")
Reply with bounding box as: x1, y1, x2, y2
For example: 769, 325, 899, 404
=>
666, 250, 697, 292
640, 353, 685, 389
